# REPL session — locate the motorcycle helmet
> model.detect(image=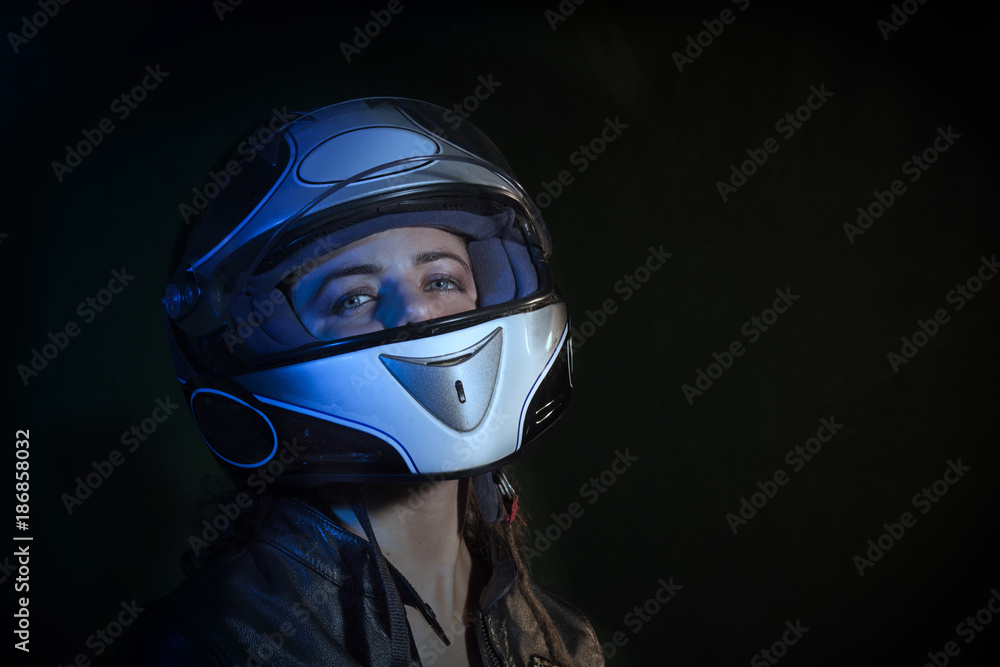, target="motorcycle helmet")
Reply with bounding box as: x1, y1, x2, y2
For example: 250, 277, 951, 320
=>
164, 97, 572, 485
